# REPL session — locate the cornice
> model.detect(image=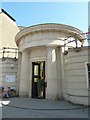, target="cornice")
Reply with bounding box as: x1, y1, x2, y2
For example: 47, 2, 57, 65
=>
15, 23, 85, 46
